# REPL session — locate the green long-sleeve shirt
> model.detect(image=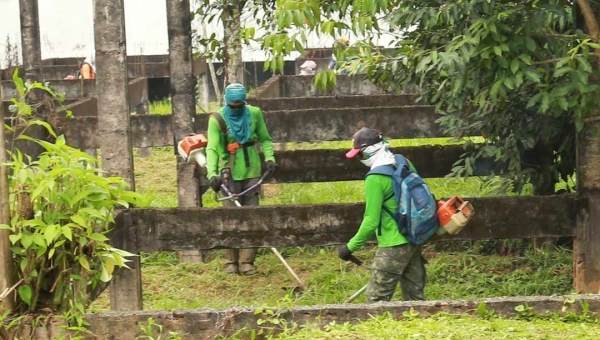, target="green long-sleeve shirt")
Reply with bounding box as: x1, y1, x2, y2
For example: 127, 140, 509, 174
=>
347, 174, 409, 252
206, 105, 275, 181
